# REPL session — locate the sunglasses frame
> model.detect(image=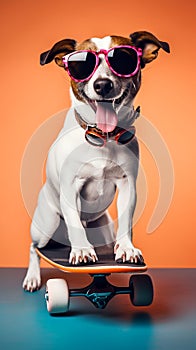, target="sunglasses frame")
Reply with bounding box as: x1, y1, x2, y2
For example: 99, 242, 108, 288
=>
62, 46, 142, 82
85, 126, 136, 147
